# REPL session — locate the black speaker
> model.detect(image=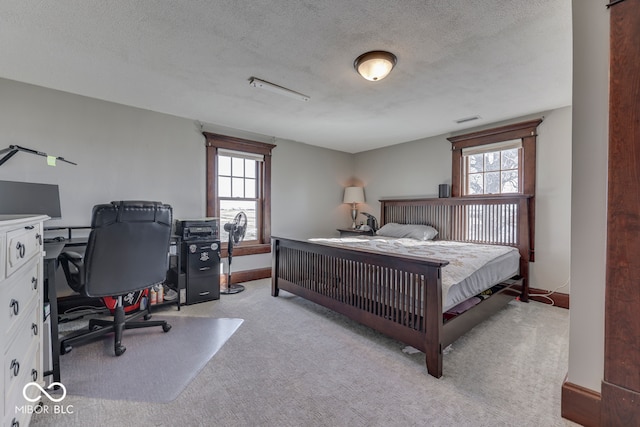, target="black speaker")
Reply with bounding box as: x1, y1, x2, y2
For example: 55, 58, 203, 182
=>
439, 184, 451, 198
